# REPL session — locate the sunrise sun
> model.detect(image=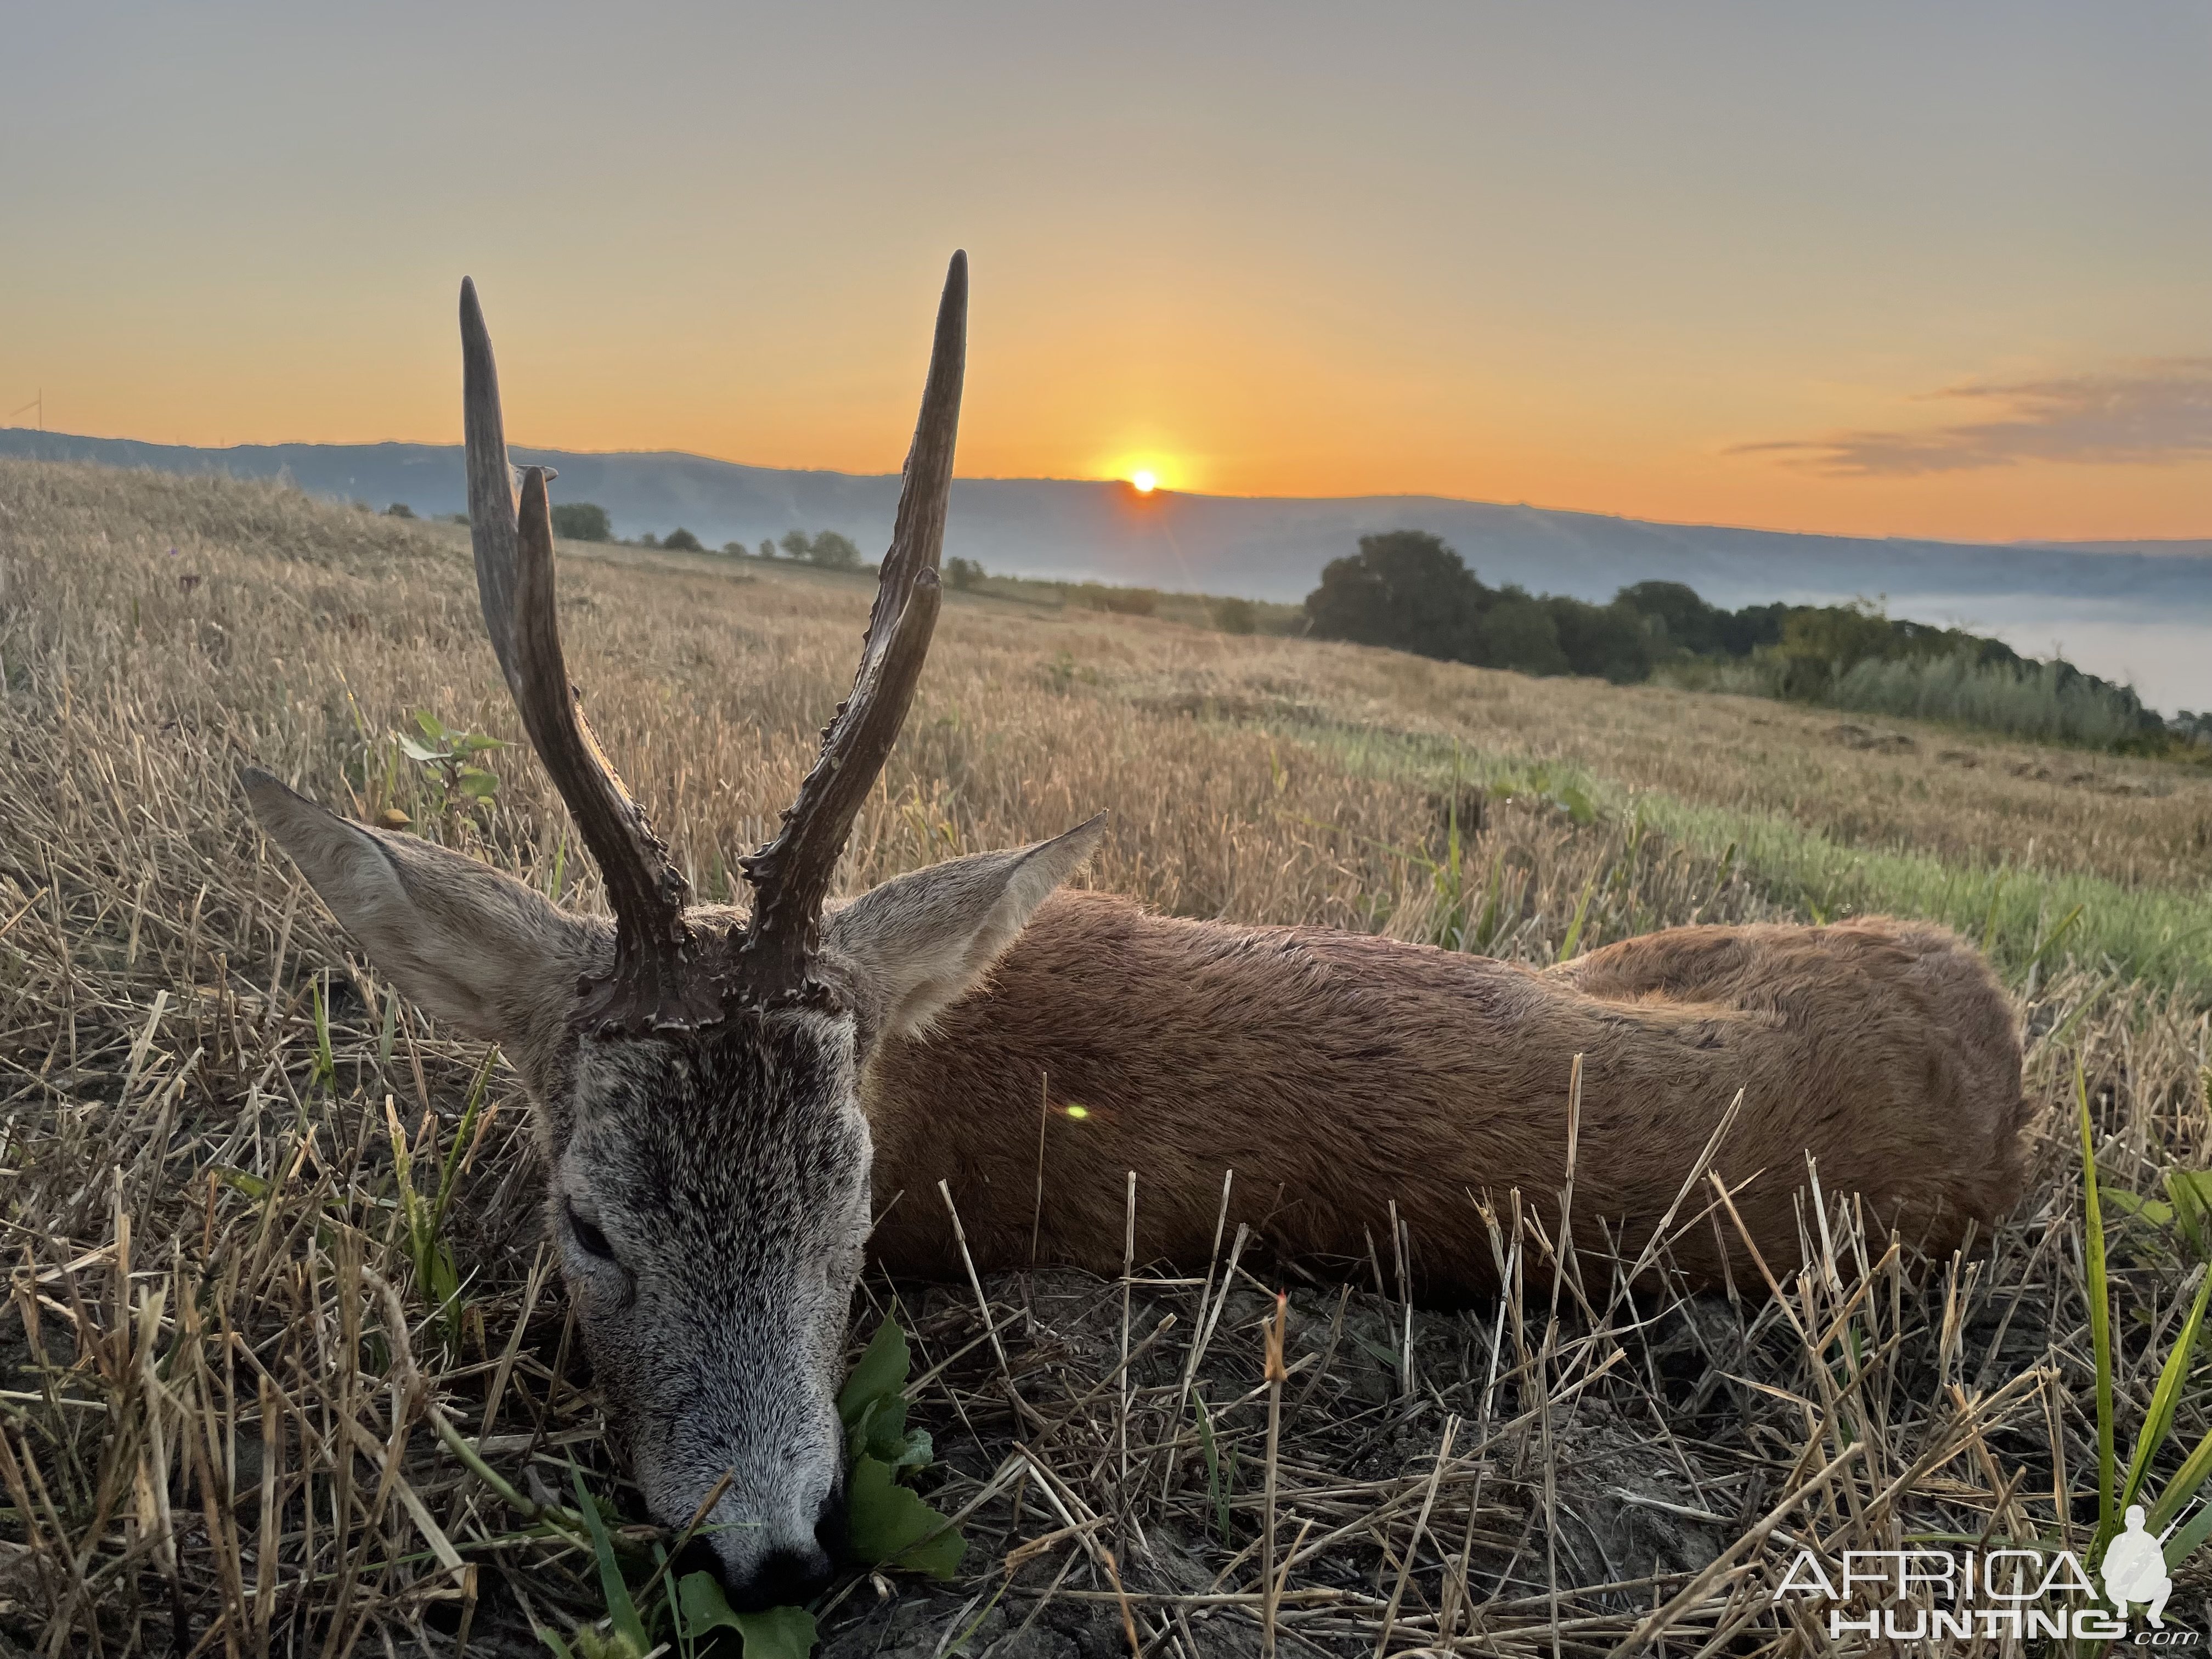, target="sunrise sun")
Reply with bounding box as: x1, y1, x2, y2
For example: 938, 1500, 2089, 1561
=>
1130, 469, 1157, 493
